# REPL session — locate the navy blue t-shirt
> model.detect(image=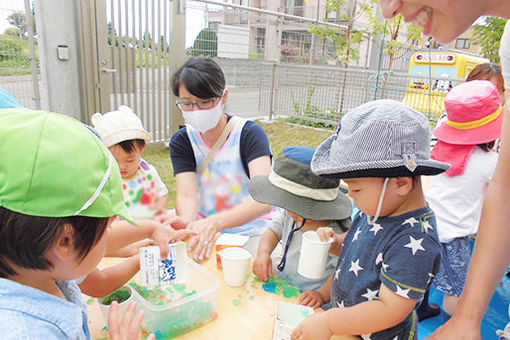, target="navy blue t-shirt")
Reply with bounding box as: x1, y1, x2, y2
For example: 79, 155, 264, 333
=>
328, 206, 441, 340
169, 115, 272, 177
